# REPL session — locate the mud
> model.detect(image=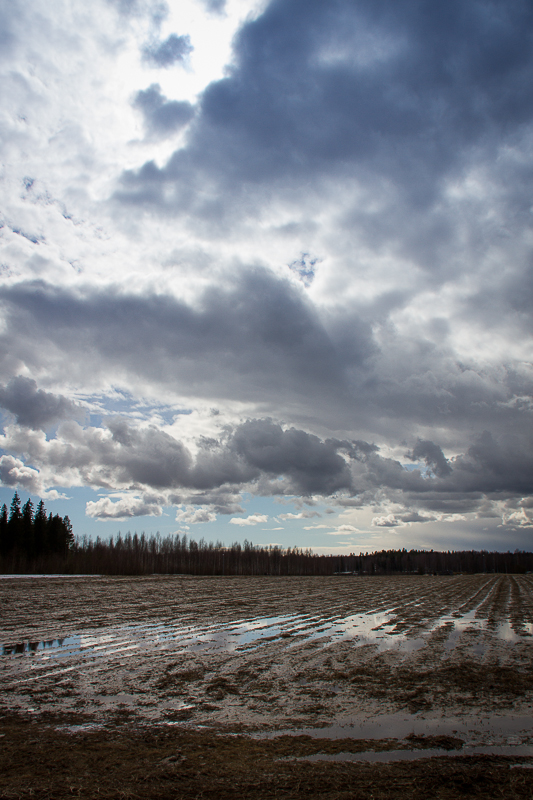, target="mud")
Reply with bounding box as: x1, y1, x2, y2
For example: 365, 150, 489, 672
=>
1, 574, 533, 797
2, 717, 533, 799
